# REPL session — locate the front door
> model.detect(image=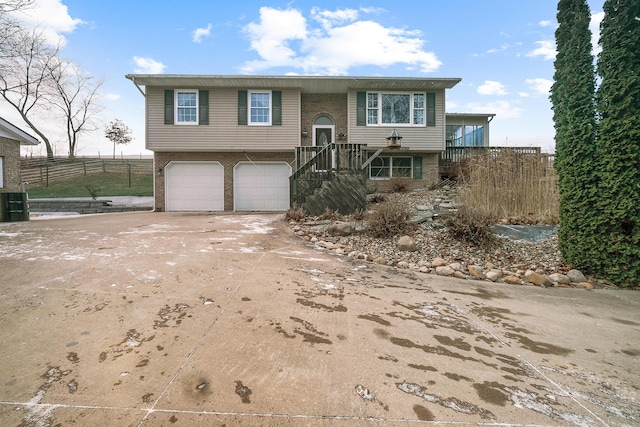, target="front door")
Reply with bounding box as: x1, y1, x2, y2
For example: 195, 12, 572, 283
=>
313, 125, 335, 171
